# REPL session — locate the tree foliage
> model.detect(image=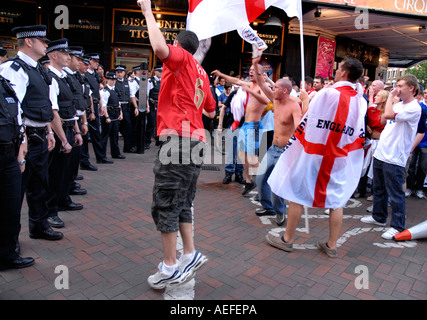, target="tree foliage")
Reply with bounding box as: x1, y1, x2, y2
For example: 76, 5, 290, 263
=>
406, 61, 427, 89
